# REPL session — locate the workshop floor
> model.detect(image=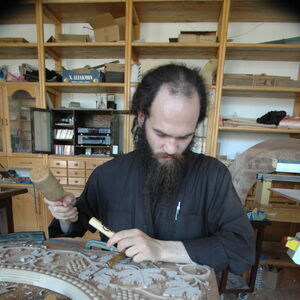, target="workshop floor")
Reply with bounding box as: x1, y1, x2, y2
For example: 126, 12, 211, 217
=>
220, 268, 300, 300
249, 290, 299, 300
222, 290, 299, 300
